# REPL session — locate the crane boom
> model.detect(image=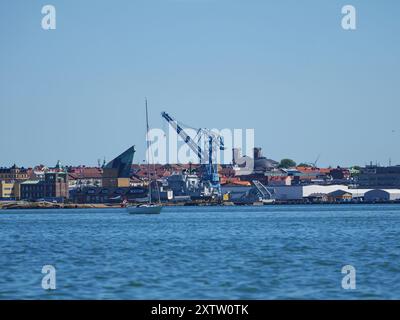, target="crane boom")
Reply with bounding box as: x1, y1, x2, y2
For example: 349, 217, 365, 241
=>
161, 111, 223, 198
161, 112, 206, 162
